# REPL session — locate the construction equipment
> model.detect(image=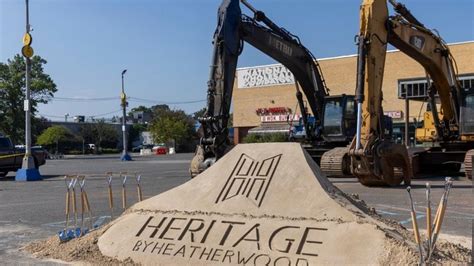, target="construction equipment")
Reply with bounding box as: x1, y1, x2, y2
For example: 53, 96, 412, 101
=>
190, 0, 358, 178
357, 0, 474, 177
340, 0, 474, 185
463, 150, 474, 179
323, 0, 414, 186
